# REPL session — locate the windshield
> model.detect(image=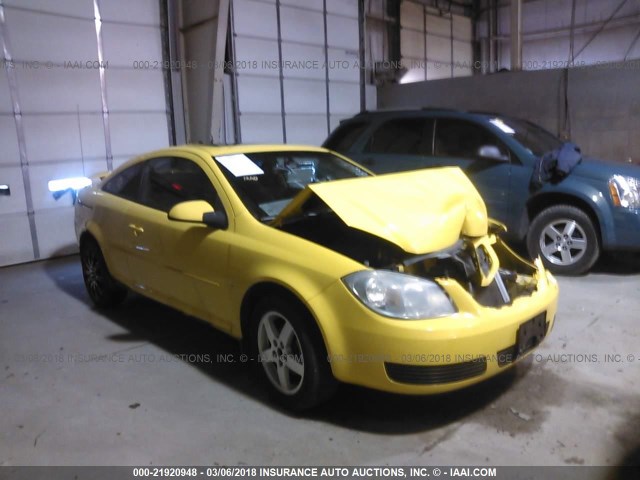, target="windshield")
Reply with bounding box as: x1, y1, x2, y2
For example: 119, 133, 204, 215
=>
214, 151, 369, 220
489, 117, 563, 157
